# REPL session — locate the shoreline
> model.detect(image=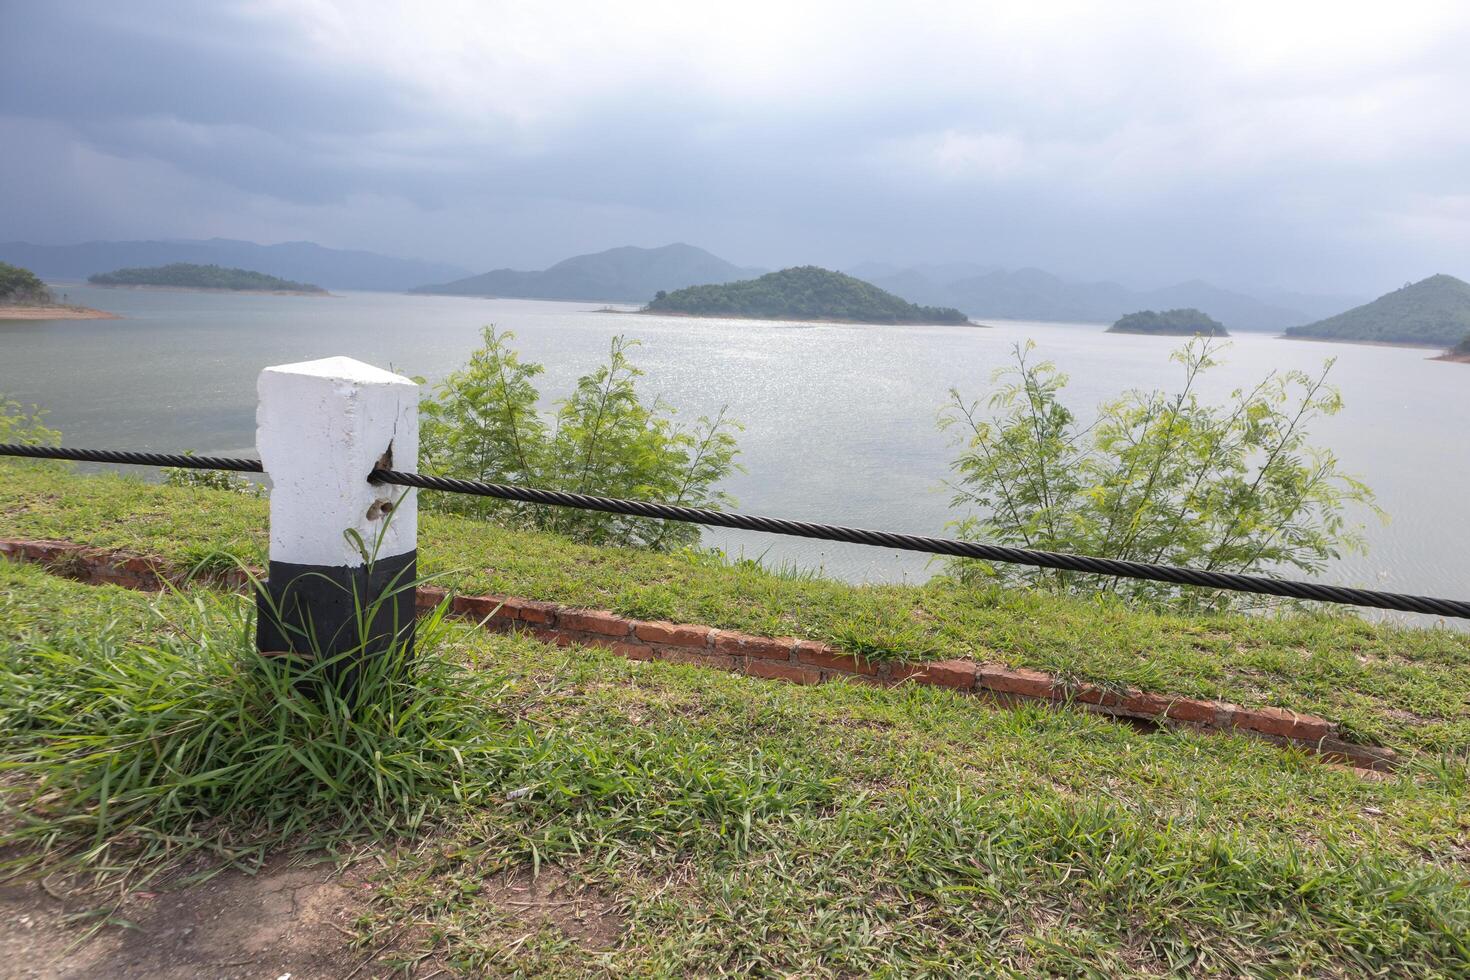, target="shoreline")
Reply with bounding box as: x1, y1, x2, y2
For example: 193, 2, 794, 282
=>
1280, 333, 1451, 351
88, 284, 330, 297
0, 304, 120, 321
1106, 327, 1229, 337
606, 308, 984, 328
1431, 351, 1470, 363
